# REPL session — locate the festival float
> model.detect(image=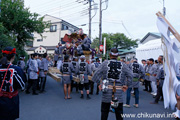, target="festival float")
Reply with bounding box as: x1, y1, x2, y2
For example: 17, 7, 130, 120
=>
48, 29, 96, 82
